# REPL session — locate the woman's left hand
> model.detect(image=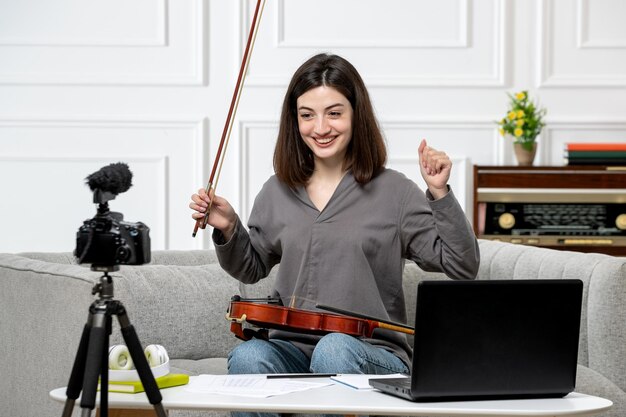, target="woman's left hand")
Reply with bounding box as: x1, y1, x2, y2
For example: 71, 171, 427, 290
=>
418, 139, 451, 200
